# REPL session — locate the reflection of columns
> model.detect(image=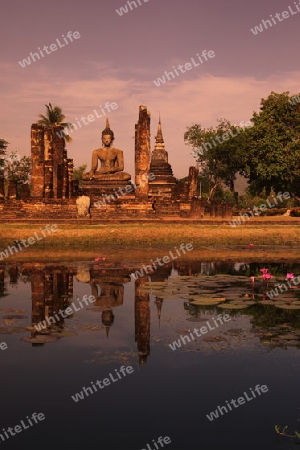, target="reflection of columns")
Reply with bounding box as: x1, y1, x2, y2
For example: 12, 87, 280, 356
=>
0, 269, 4, 296
44, 271, 54, 320
135, 275, 150, 365
31, 271, 45, 326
